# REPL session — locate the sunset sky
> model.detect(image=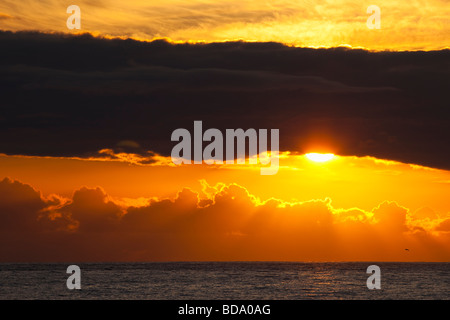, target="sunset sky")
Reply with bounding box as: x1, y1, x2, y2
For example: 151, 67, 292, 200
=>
0, 0, 449, 50
0, 1, 449, 262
